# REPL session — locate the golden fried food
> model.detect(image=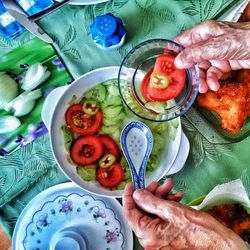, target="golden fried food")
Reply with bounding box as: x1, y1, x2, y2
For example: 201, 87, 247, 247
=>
237, 70, 250, 116
207, 204, 250, 243
238, 1, 250, 22
197, 81, 249, 133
